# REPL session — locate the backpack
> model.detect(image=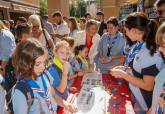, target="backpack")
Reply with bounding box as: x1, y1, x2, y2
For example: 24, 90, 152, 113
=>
6, 80, 34, 114
3, 58, 16, 92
